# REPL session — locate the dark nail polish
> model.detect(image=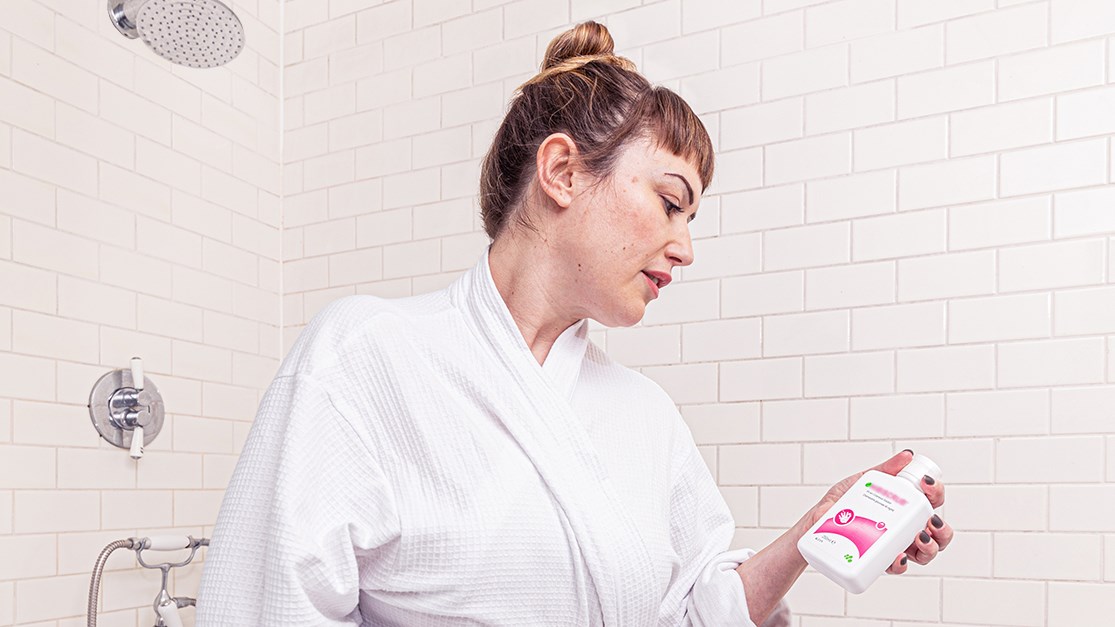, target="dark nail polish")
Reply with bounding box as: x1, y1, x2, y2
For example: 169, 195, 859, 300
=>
923, 475, 936, 485
919, 531, 931, 544
931, 514, 943, 529
900, 555, 908, 566
901, 448, 914, 455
